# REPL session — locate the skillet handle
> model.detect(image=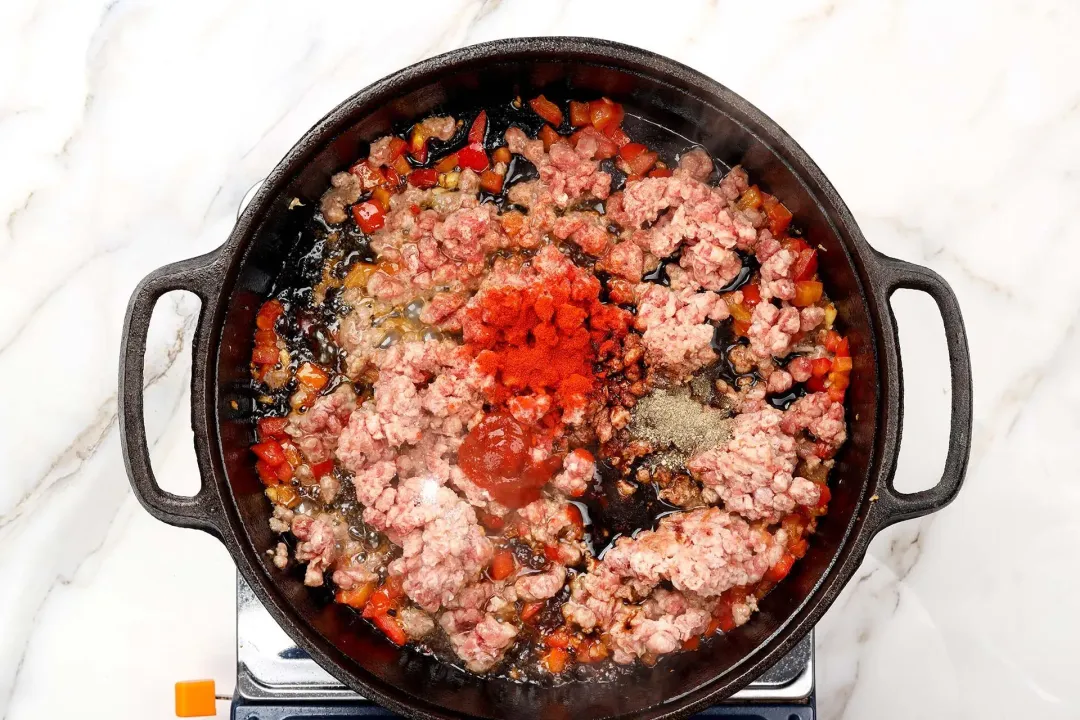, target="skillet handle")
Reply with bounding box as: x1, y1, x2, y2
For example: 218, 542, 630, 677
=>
868, 250, 973, 530
119, 250, 227, 538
